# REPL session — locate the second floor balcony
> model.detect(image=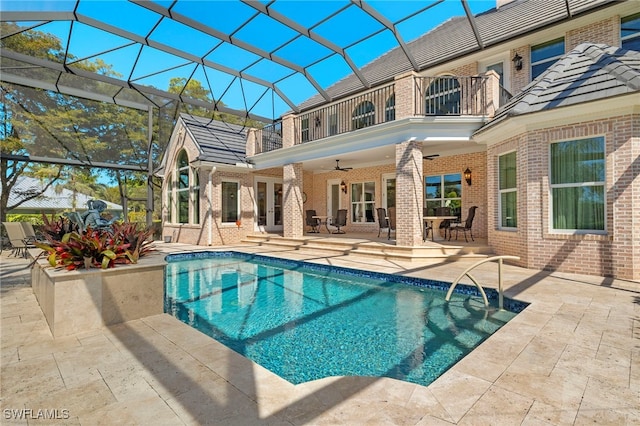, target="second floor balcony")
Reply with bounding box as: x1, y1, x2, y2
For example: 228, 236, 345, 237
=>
255, 74, 509, 154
